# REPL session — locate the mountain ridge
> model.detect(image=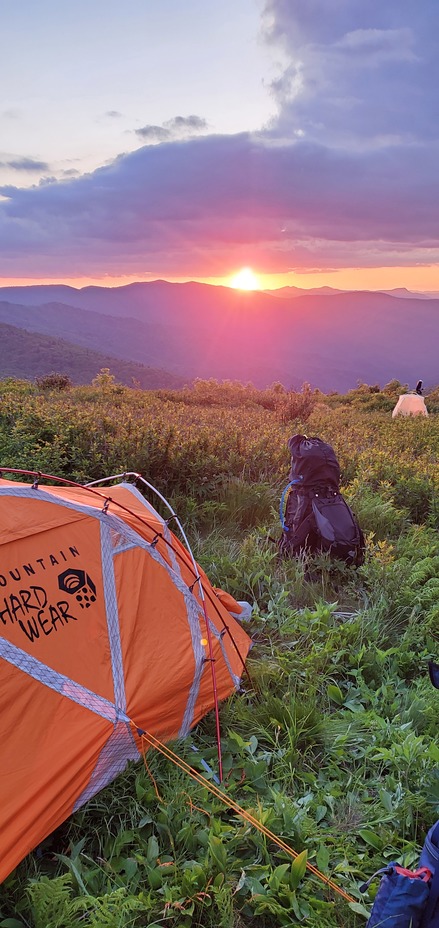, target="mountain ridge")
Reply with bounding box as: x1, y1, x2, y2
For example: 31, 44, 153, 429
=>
0, 319, 185, 388
0, 281, 437, 391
